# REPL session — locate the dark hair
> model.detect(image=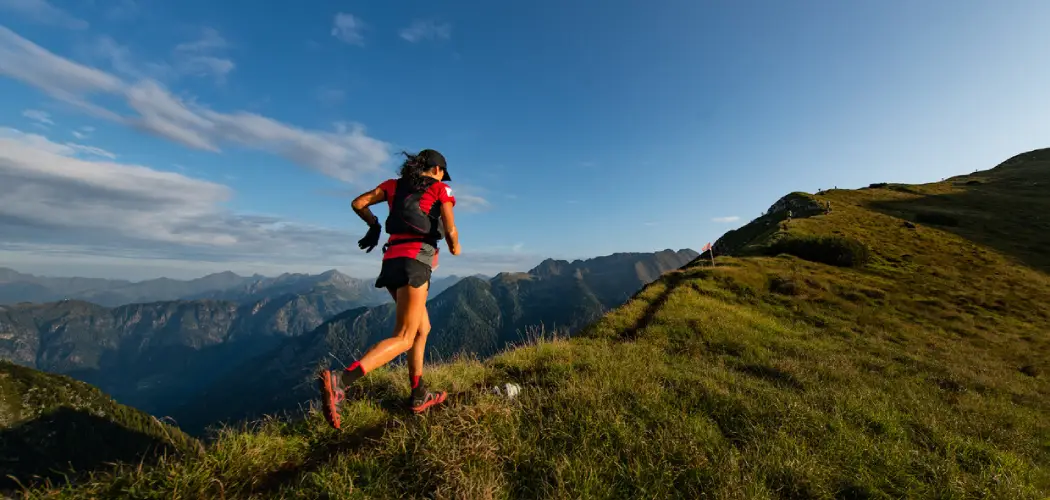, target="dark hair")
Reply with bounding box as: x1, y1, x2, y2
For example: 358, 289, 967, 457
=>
398, 151, 436, 191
